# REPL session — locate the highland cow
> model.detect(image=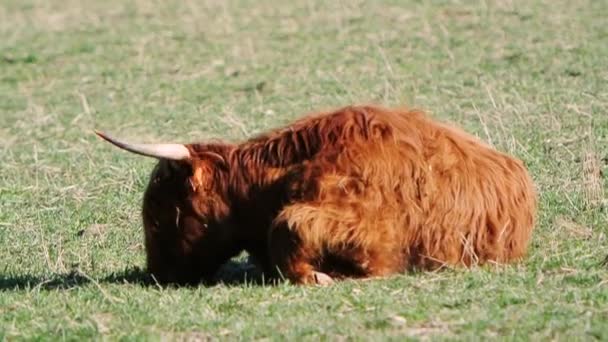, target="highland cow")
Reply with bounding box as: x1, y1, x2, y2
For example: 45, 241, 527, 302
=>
96, 104, 537, 286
